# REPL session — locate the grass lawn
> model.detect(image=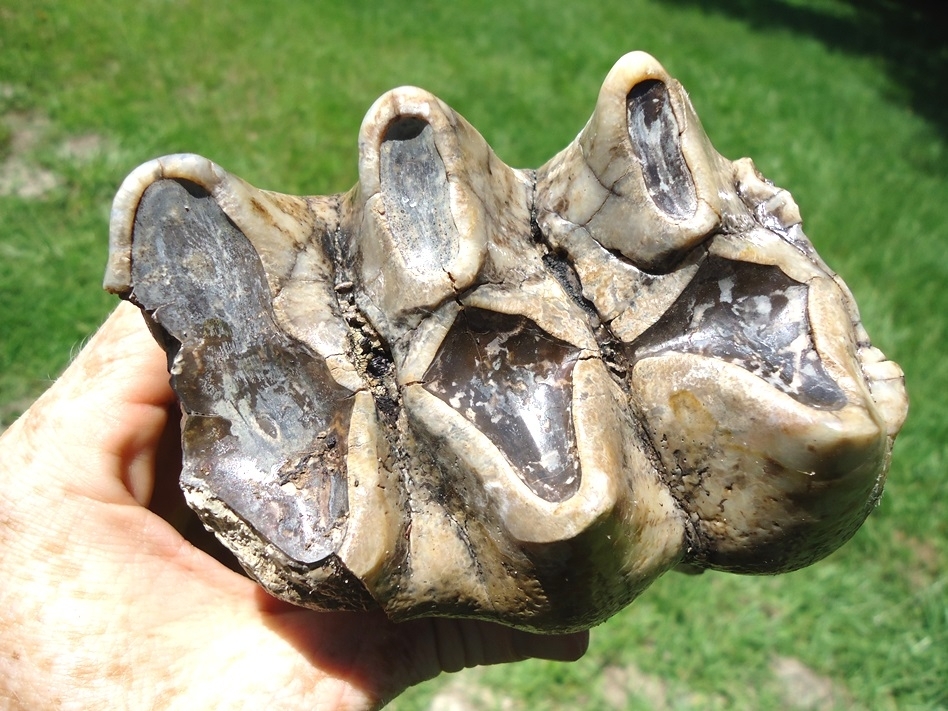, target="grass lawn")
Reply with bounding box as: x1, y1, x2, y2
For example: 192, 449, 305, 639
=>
2, 0, 945, 708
